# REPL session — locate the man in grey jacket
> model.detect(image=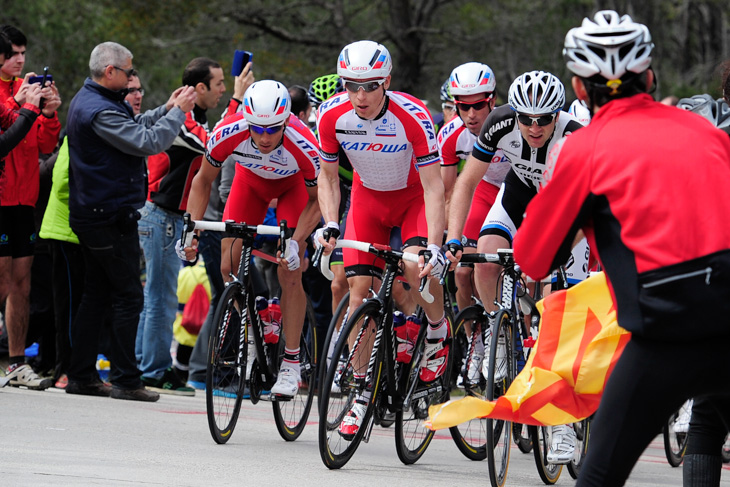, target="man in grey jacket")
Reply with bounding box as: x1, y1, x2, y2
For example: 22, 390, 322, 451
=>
65, 41, 196, 402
